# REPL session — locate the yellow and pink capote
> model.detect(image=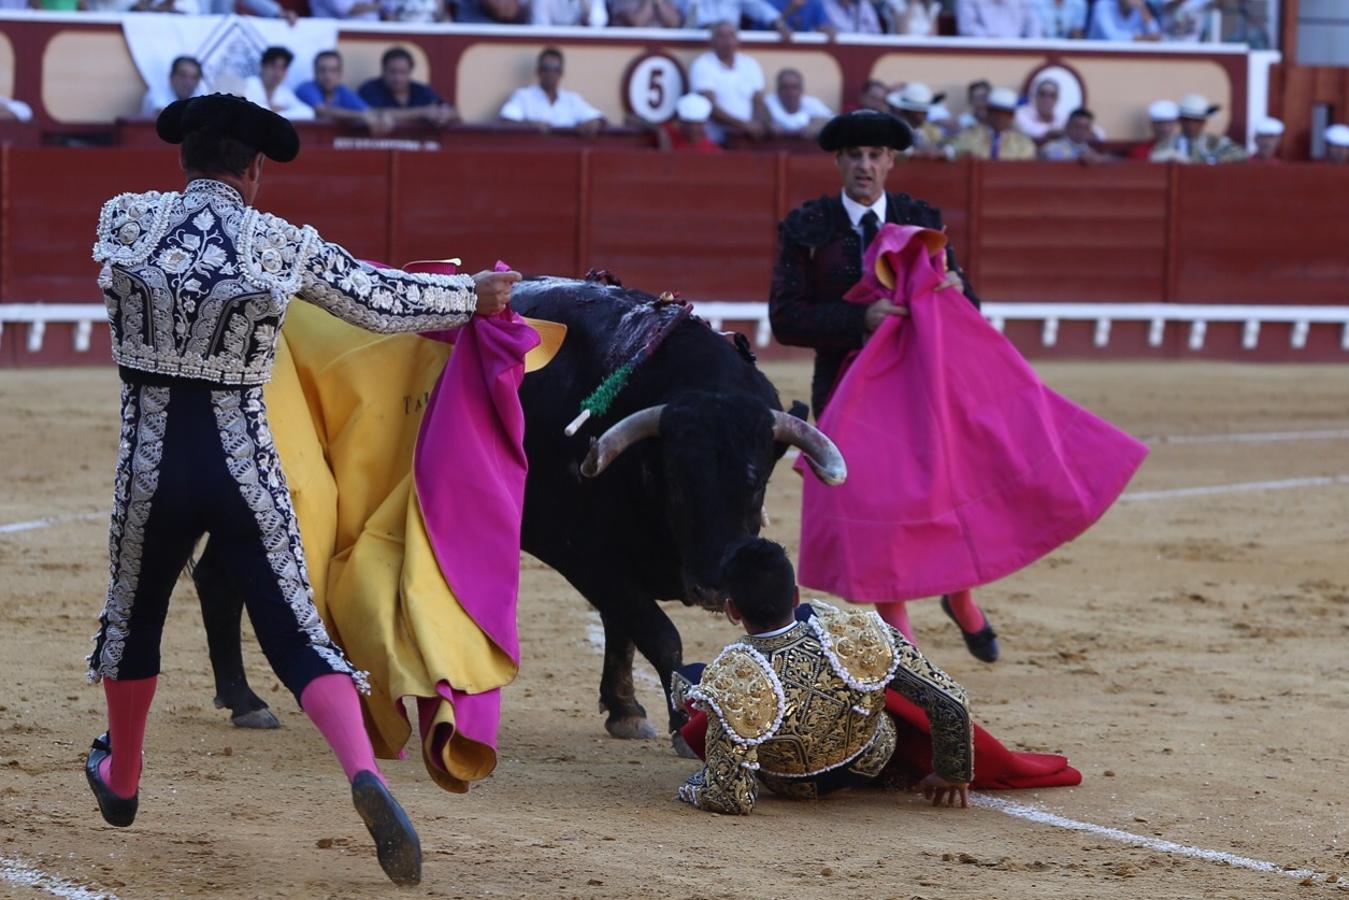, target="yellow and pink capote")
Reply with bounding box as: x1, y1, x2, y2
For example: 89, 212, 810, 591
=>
264, 264, 563, 793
